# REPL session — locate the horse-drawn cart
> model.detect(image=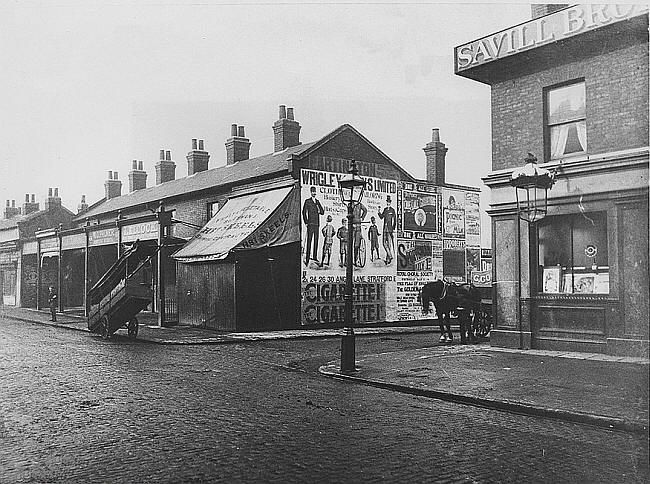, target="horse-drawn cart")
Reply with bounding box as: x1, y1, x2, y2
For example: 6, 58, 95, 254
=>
87, 241, 158, 340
